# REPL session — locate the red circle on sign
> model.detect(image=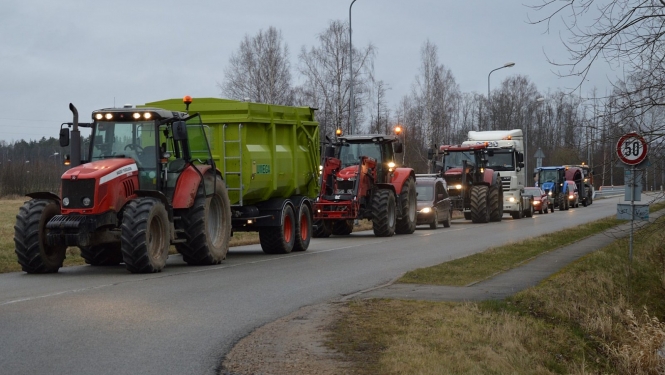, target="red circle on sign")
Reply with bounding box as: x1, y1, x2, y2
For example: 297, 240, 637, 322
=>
616, 132, 648, 165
